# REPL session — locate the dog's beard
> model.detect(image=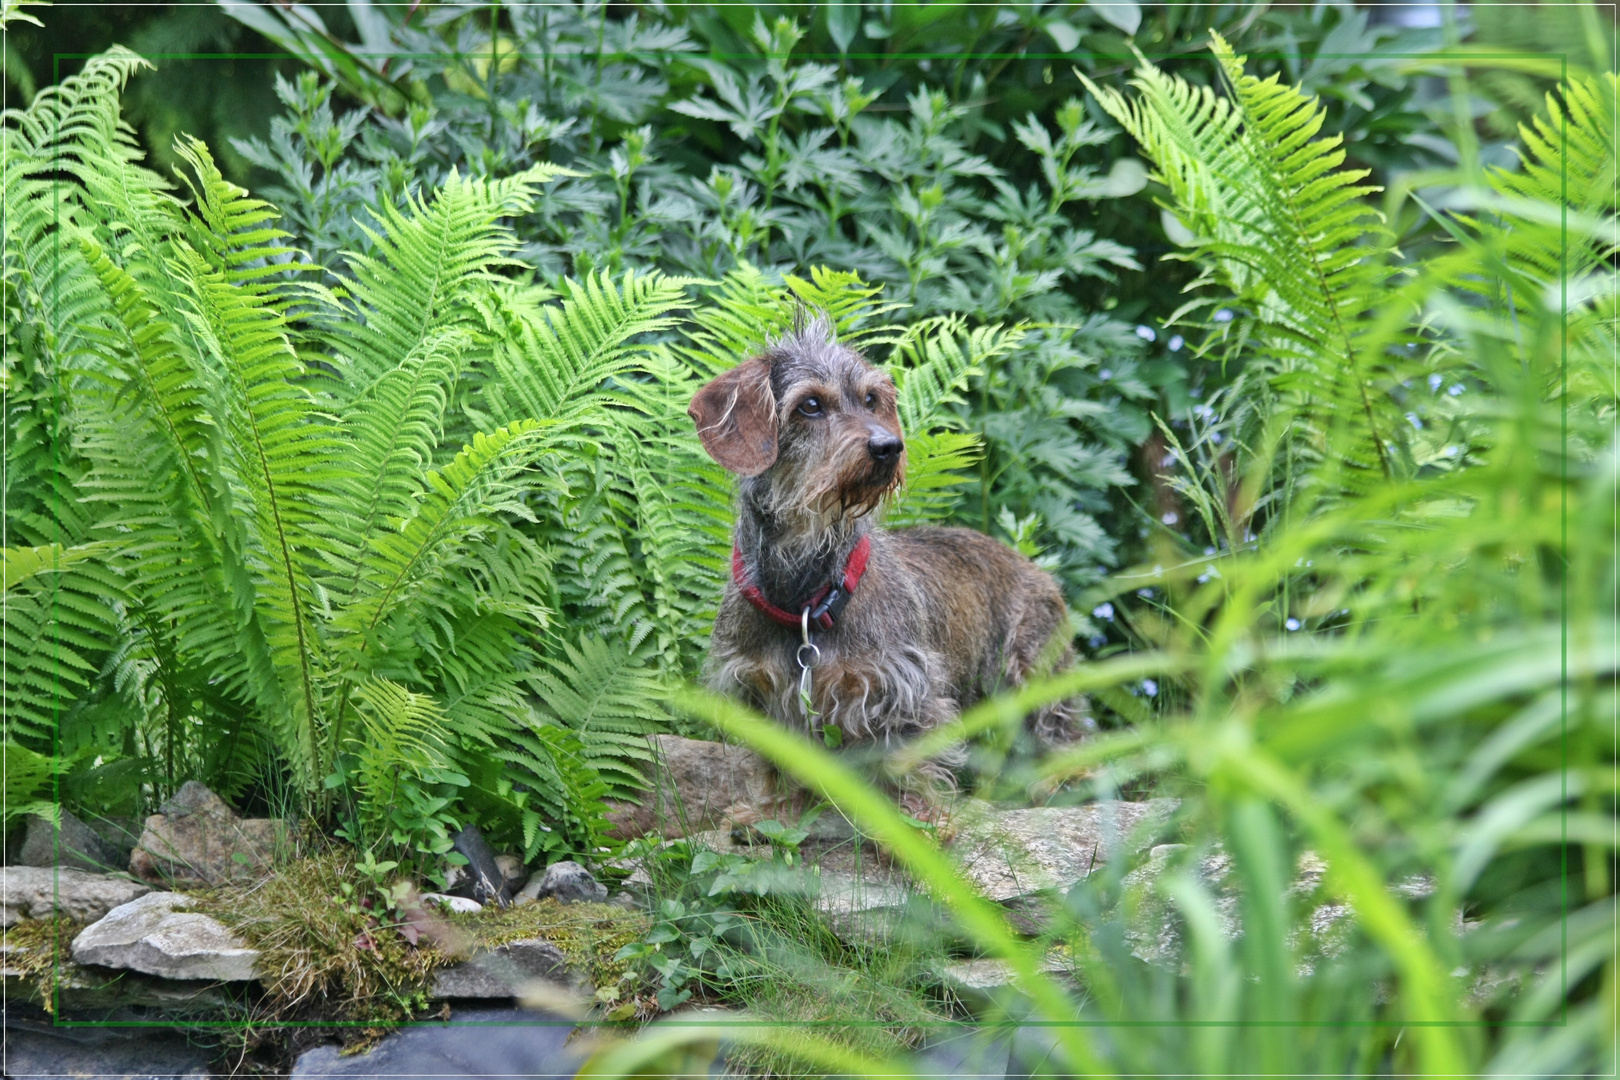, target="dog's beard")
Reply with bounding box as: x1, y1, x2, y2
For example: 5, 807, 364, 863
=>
749, 453, 904, 553
833, 454, 904, 519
